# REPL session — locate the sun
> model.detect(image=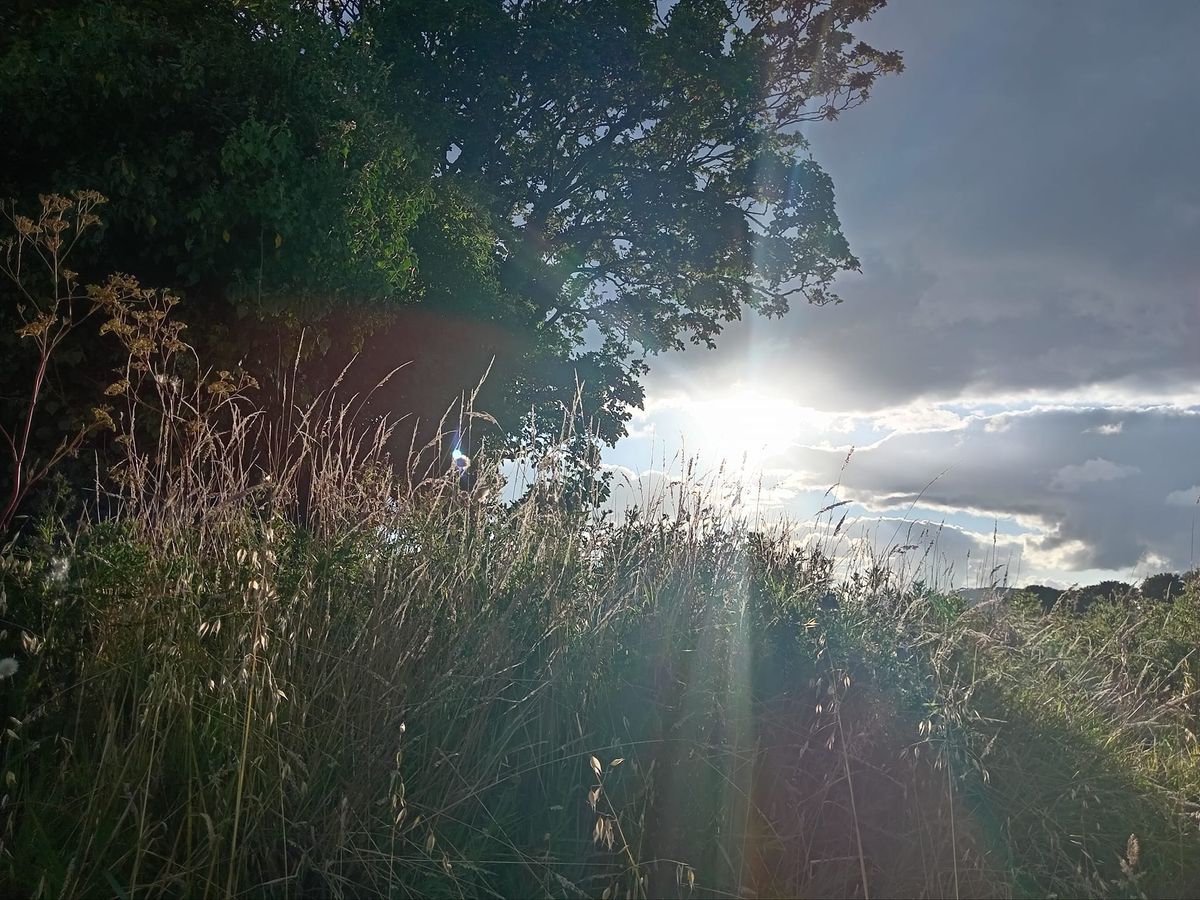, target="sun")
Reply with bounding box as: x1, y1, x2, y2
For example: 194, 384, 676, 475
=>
689, 384, 792, 467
